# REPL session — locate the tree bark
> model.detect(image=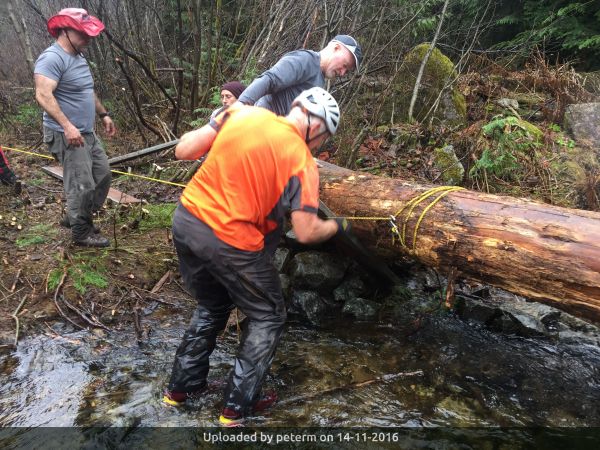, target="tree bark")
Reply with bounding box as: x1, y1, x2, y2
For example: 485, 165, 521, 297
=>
7, 0, 35, 74
318, 162, 600, 323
